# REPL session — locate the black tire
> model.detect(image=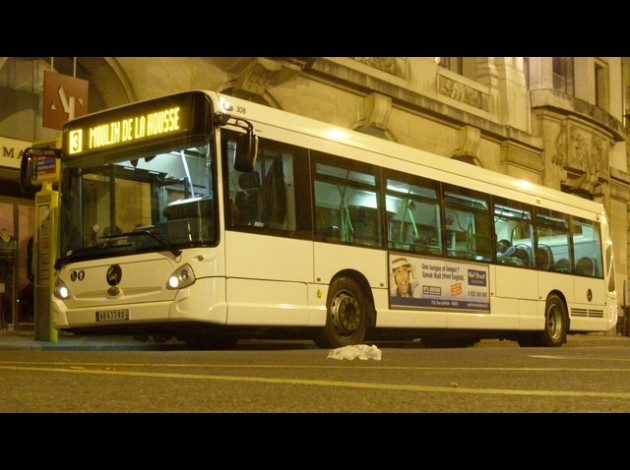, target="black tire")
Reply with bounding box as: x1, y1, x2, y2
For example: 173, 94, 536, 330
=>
520, 294, 568, 347
314, 277, 373, 349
